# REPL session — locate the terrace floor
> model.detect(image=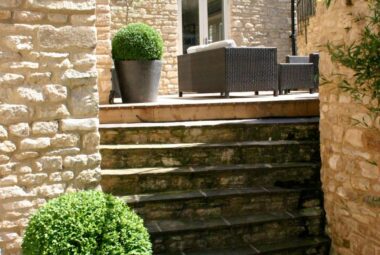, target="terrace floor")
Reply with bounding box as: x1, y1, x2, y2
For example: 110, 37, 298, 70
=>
100, 91, 319, 124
